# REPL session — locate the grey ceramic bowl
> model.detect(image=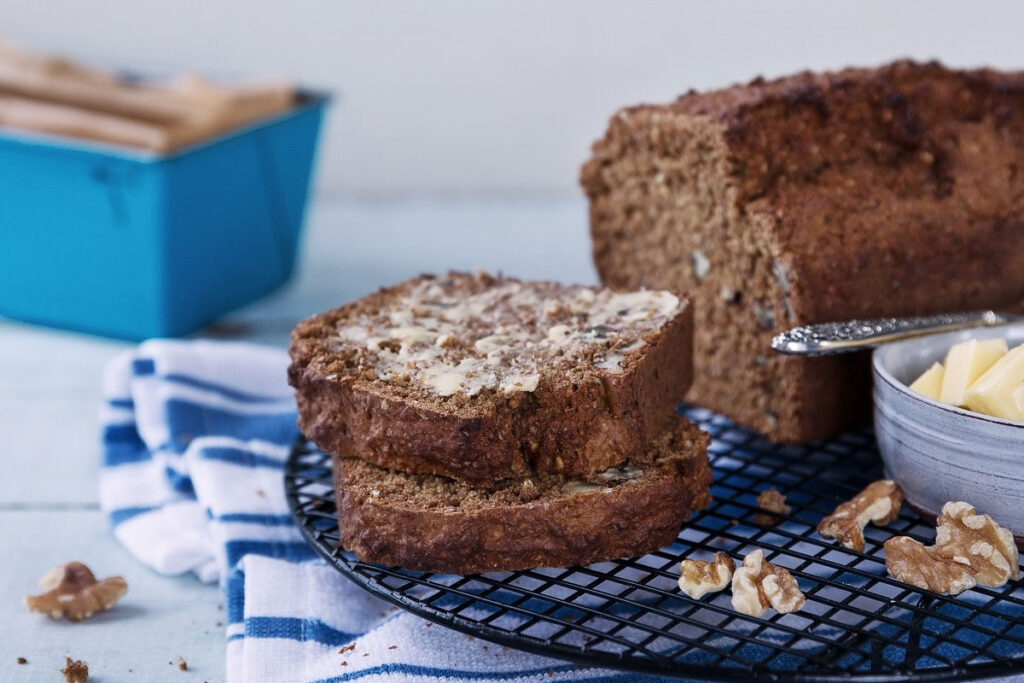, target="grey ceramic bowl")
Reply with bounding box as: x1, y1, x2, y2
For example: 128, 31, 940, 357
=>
872, 323, 1024, 547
